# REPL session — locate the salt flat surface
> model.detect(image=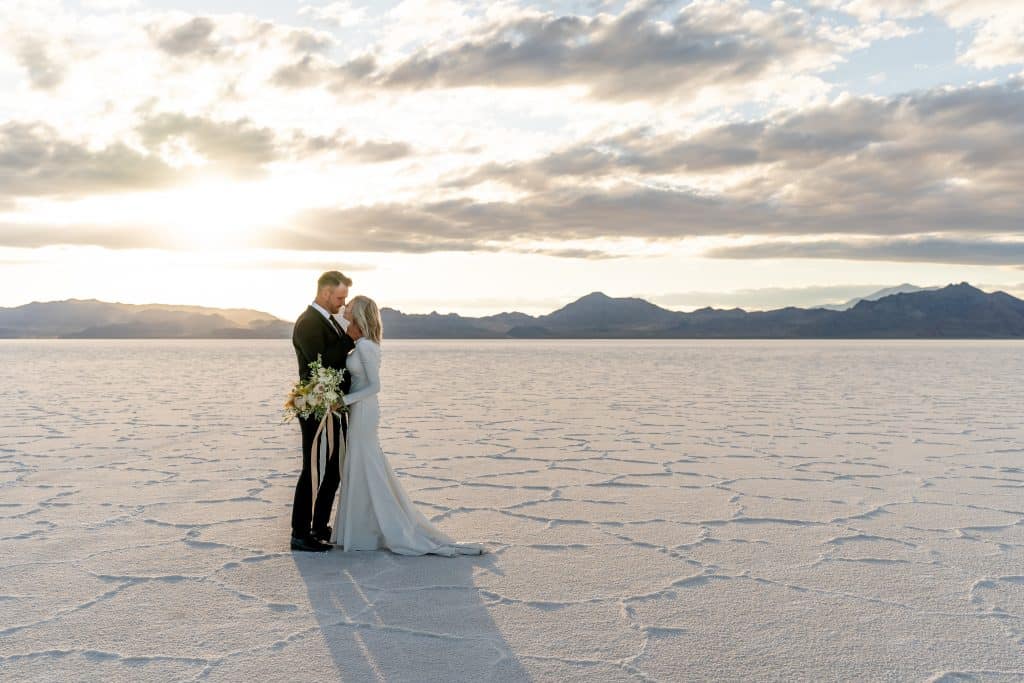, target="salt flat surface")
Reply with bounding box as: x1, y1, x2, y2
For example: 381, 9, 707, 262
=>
1, 339, 1023, 682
